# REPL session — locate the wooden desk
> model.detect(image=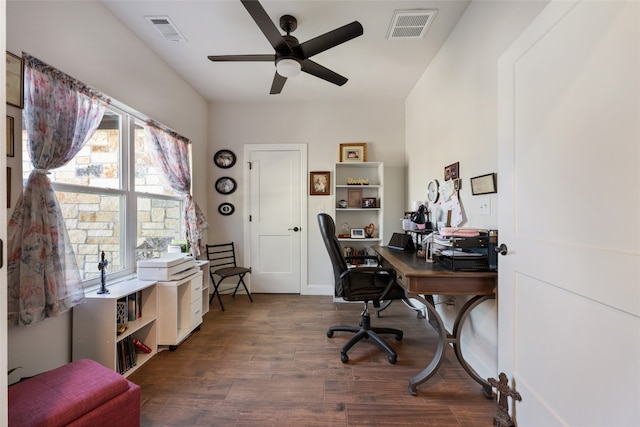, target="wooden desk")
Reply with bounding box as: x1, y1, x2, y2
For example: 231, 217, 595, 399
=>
373, 246, 497, 397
